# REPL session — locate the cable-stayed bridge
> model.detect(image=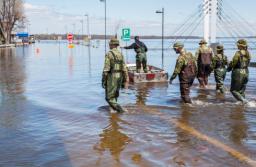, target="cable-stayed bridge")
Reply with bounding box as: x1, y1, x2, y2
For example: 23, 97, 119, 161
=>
171, 0, 256, 49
